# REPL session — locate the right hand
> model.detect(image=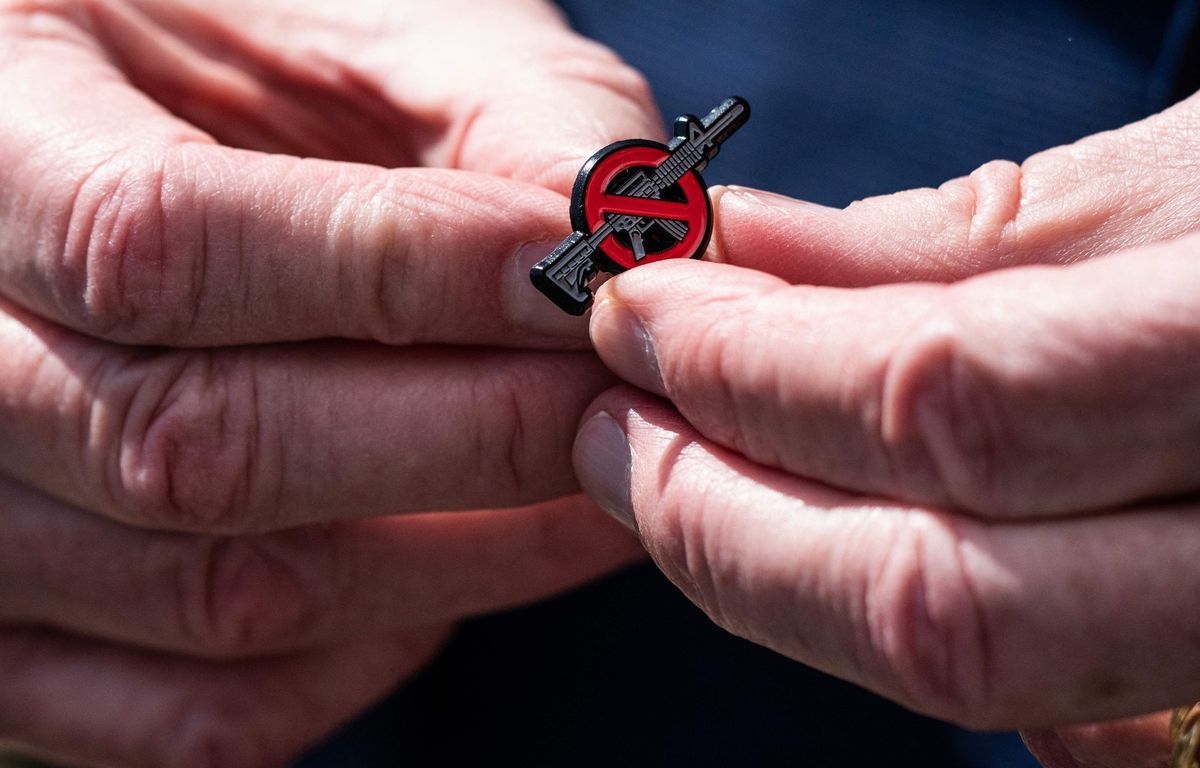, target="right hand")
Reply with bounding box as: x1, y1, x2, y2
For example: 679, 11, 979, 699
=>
0, 0, 656, 764
574, 89, 1200, 768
